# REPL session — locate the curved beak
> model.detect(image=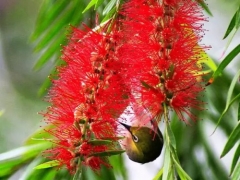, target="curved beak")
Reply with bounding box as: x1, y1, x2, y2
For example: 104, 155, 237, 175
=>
119, 122, 131, 132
